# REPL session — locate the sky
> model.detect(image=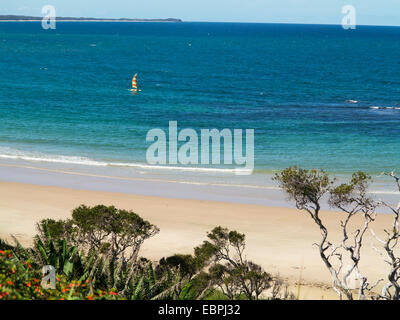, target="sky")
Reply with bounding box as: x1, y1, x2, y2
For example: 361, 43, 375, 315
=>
2, 0, 400, 26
